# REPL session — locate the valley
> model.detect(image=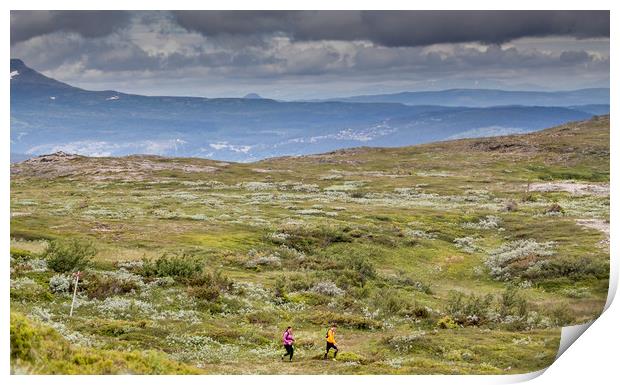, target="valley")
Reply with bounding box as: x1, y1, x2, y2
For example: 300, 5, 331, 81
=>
10, 116, 610, 374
